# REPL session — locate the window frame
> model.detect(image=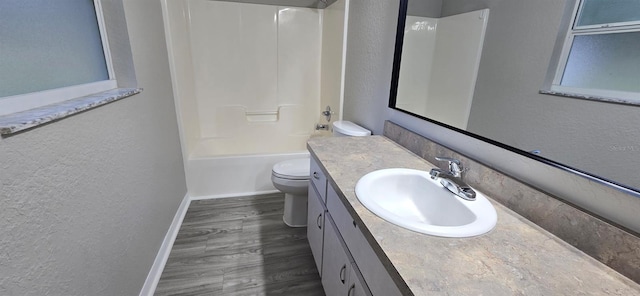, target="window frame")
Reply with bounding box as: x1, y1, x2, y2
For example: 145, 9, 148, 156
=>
548, 0, 640, 103
0, 0, 118, 117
